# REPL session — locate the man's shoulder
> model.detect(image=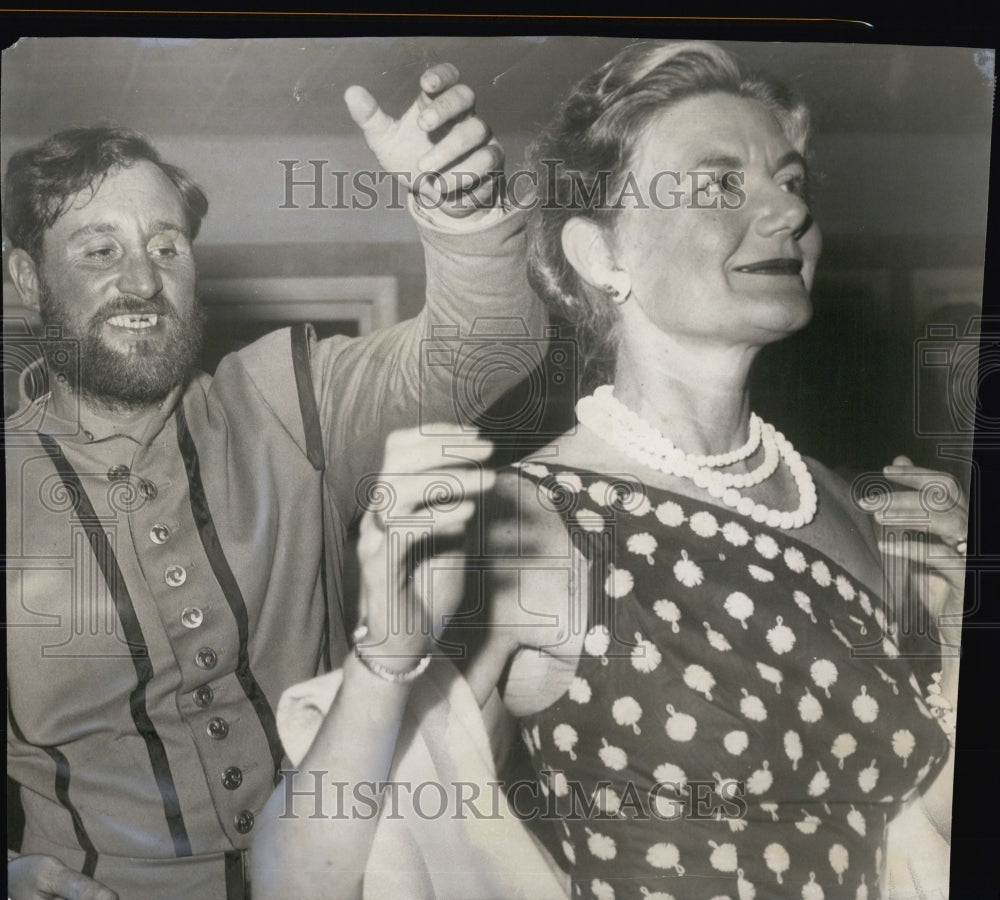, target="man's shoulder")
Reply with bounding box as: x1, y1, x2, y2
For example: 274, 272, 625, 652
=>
210, 325, 353, 376
194, 327, 323, 463
203, 327, 298, 390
